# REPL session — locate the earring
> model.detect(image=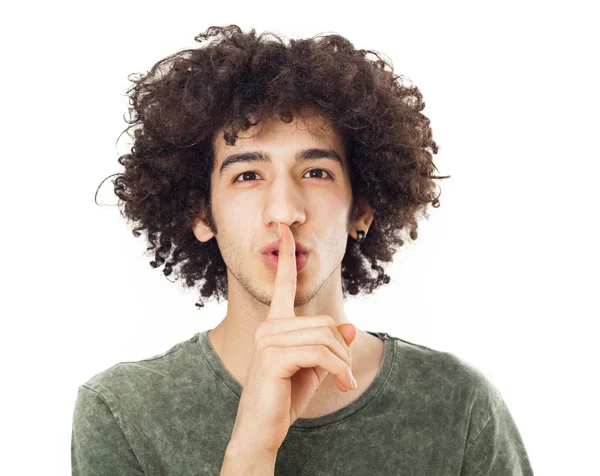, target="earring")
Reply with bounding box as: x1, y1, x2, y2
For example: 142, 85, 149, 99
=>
356, 230, 365, 244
